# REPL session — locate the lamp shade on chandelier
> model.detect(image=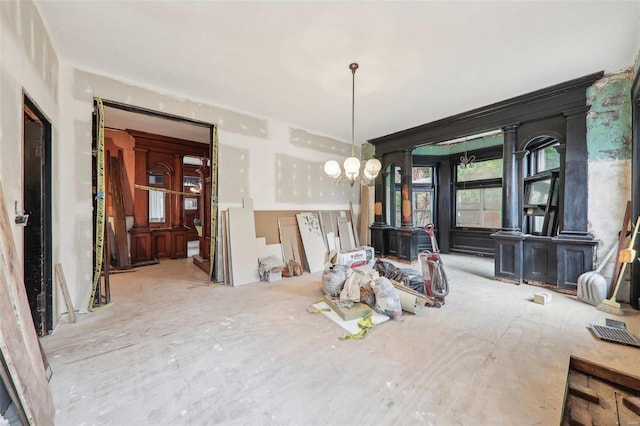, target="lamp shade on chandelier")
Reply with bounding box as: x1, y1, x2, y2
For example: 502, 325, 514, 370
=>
323, 63, 381, 186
